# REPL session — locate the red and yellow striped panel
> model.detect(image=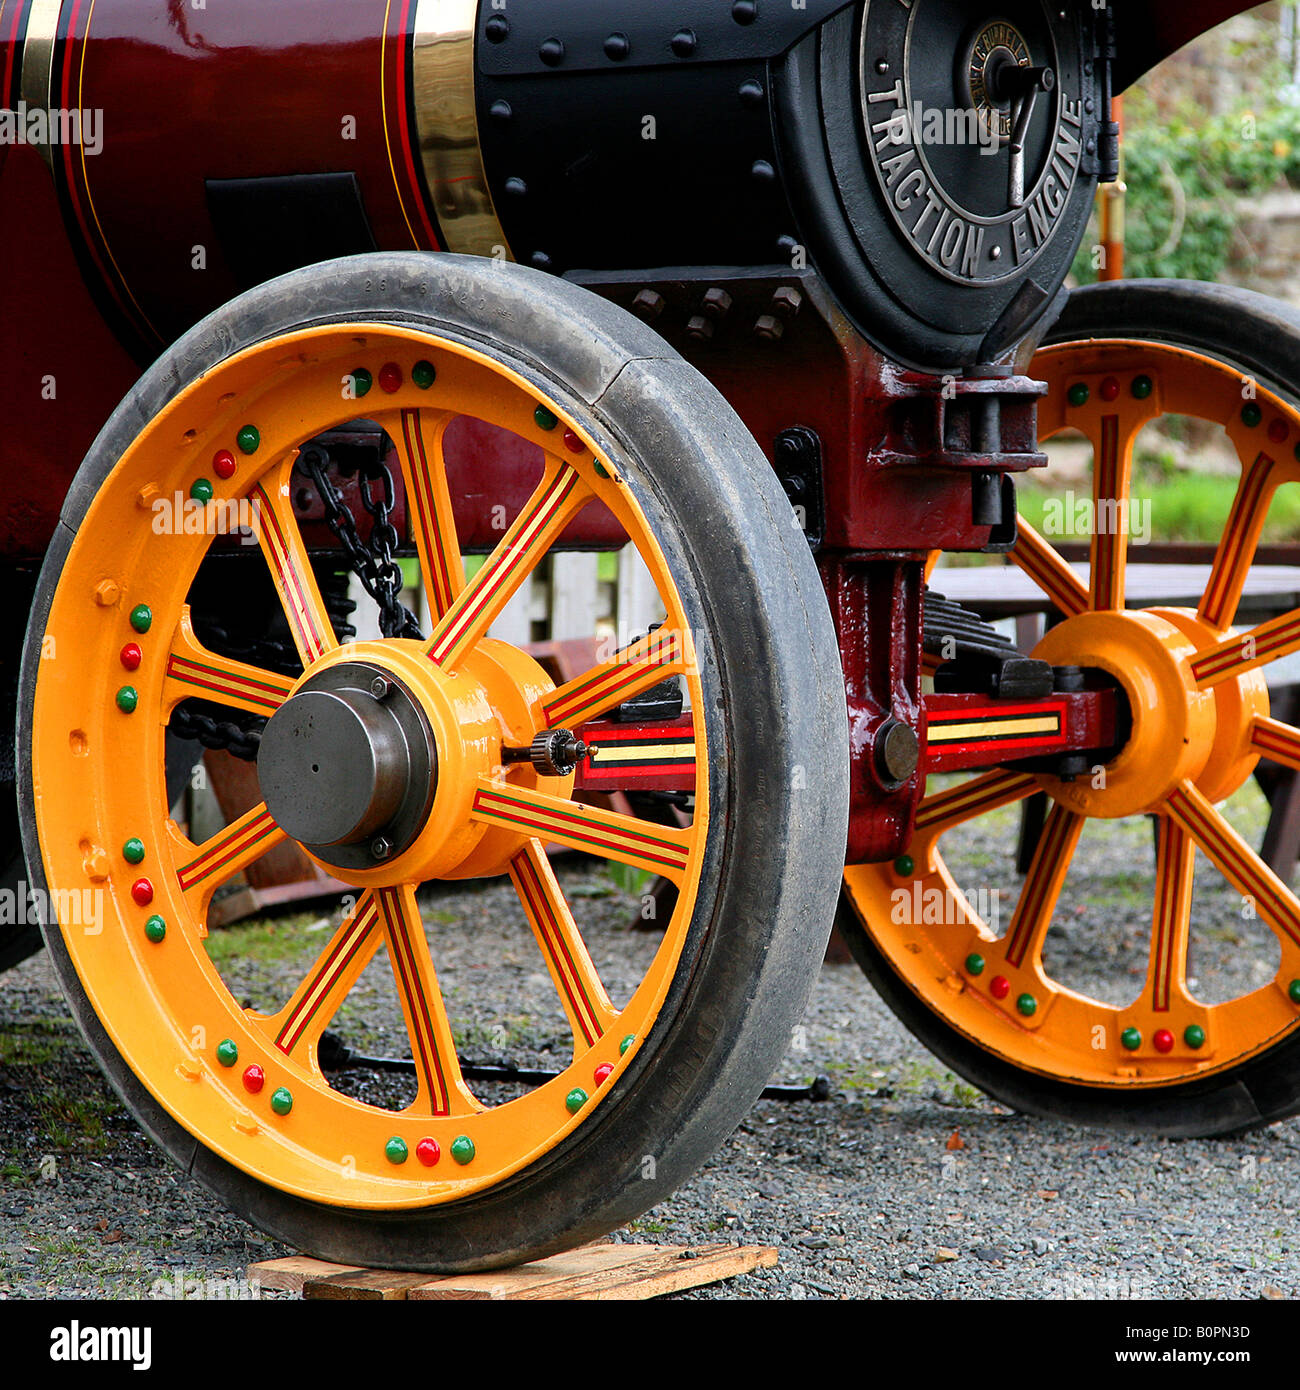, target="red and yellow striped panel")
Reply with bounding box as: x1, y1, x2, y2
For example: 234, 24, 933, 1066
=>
165, 652, 294, 716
